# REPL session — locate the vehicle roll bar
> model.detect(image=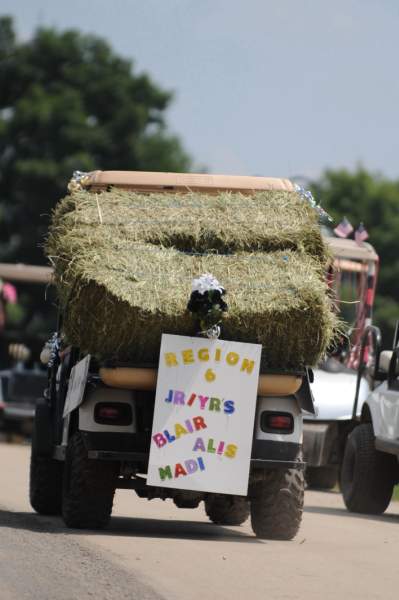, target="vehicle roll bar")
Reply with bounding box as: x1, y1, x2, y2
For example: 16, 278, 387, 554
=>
352, 325, 382, 420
